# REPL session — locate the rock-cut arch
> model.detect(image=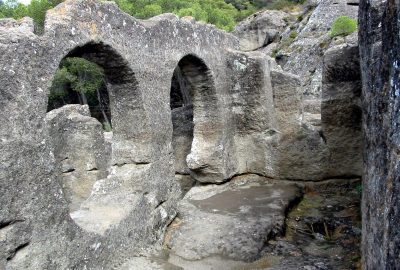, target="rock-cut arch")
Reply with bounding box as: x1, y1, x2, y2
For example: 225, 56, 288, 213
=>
170, 54, 223, 183
45, 41, 145, 234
